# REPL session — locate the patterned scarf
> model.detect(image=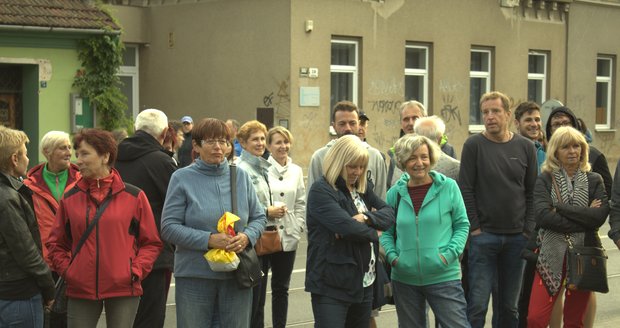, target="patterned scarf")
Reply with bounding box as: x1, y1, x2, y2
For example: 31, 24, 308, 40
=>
536, 168, 587, 296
